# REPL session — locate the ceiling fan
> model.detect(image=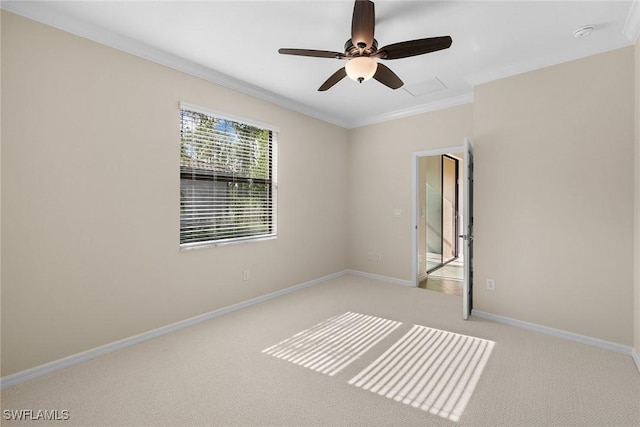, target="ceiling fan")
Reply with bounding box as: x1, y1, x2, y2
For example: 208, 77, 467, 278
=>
278, 0, 452, 91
